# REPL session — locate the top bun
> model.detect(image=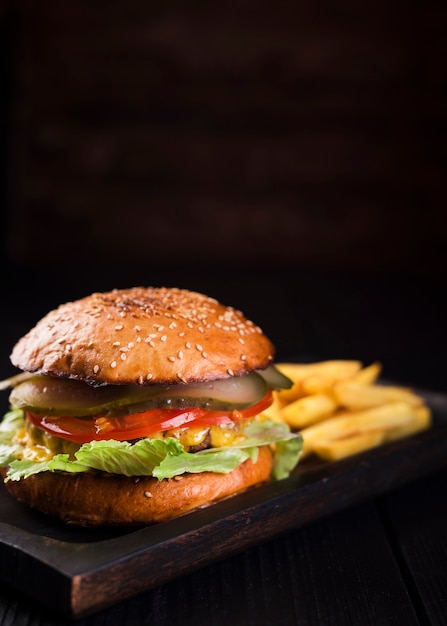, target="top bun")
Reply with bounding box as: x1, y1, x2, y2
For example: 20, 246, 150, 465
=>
10, 287, 275, 385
